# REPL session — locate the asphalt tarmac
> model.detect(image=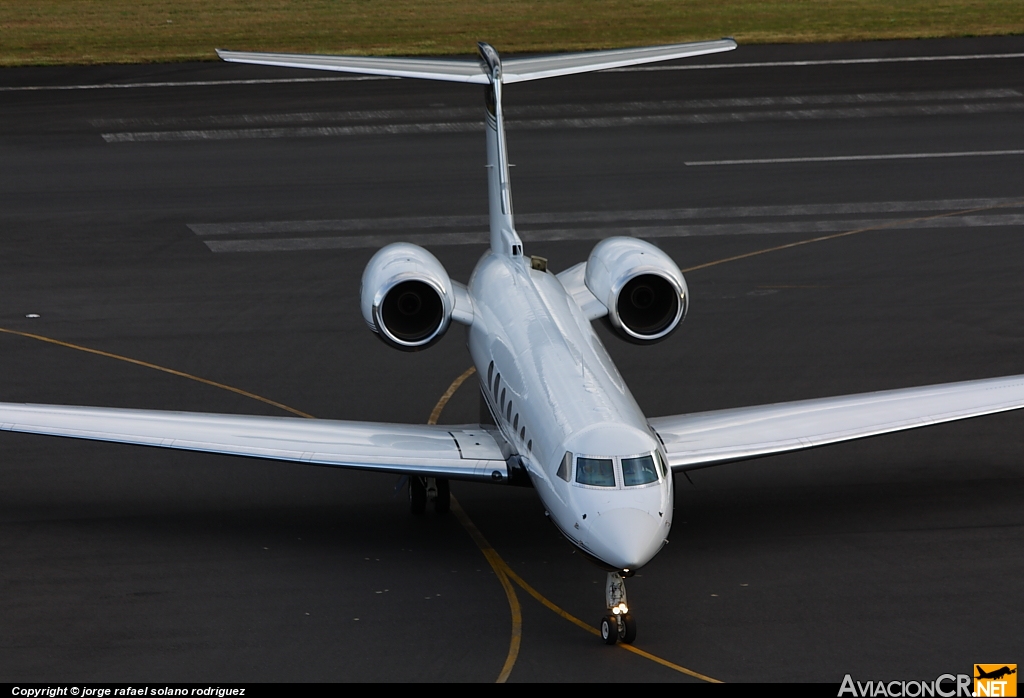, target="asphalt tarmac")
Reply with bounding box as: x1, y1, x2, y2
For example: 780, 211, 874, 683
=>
1, 36, 1023, 683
